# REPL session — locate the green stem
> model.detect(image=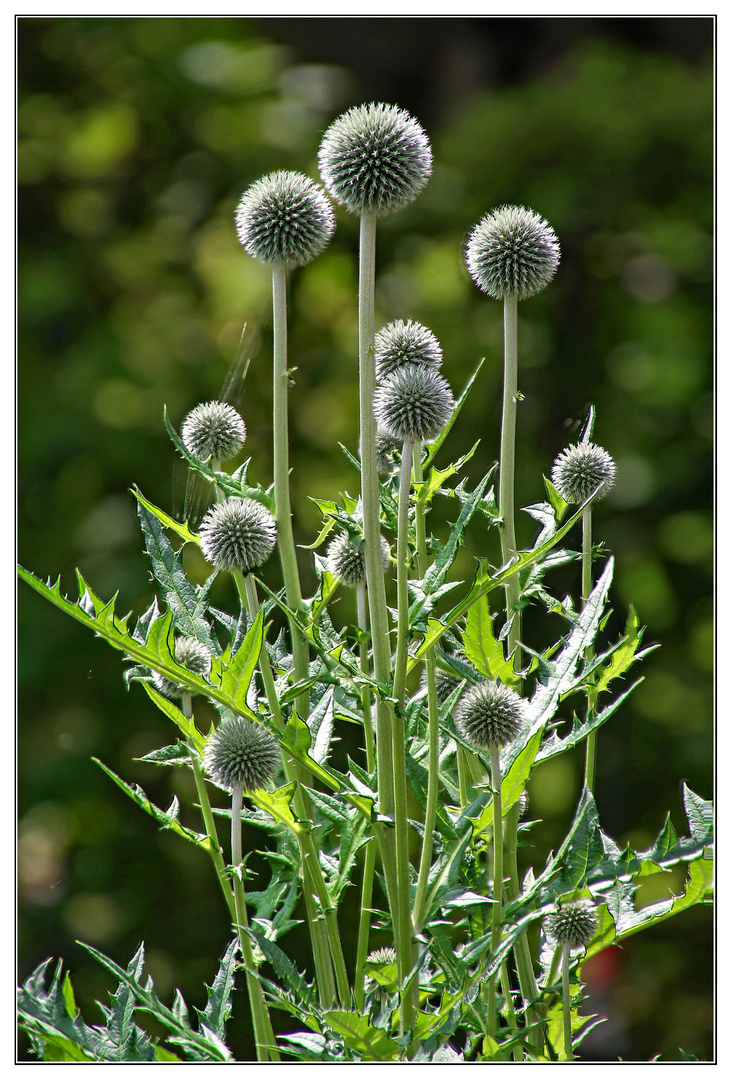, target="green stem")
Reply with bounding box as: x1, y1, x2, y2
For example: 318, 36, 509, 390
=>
231, 782, 279, 1062
354, 579, 377, 1012
357, 210, 402, 1001
499, 292, 521, 671
500, 963, 522, 1061
180, 694, 236, 922
235, 571, 347, 1009
487, 744, 504, 1037
561, 942, 573, 1061
412, 448, 441, 934
356, 580, 376, 773
272, 262, 310, 724
503, 801, 545, 1052
582, 507, 598, 795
